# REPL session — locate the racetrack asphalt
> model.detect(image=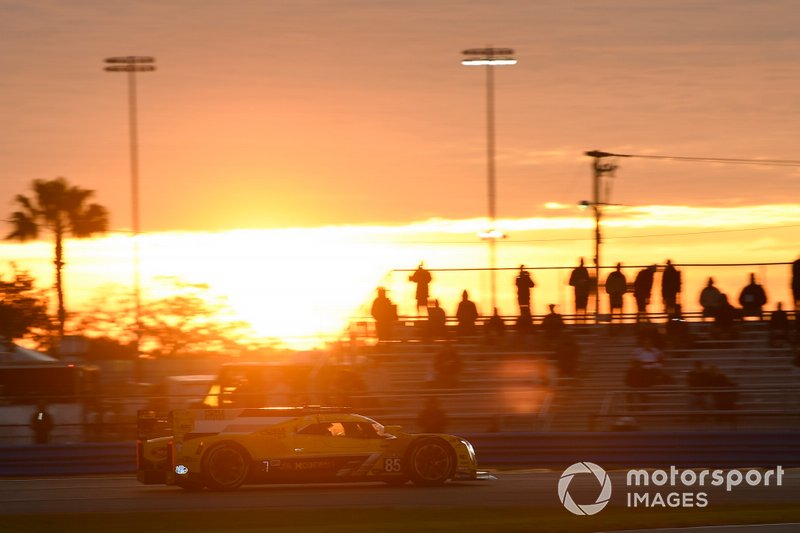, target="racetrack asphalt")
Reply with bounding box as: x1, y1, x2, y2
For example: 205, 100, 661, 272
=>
2, 469, 799, 516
